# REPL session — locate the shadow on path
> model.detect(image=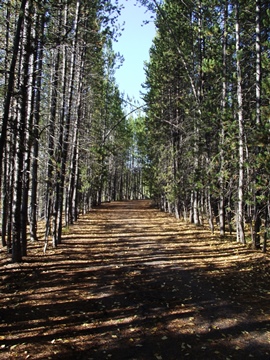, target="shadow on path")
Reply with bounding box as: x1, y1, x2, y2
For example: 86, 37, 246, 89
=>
0, 200, 270, 359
